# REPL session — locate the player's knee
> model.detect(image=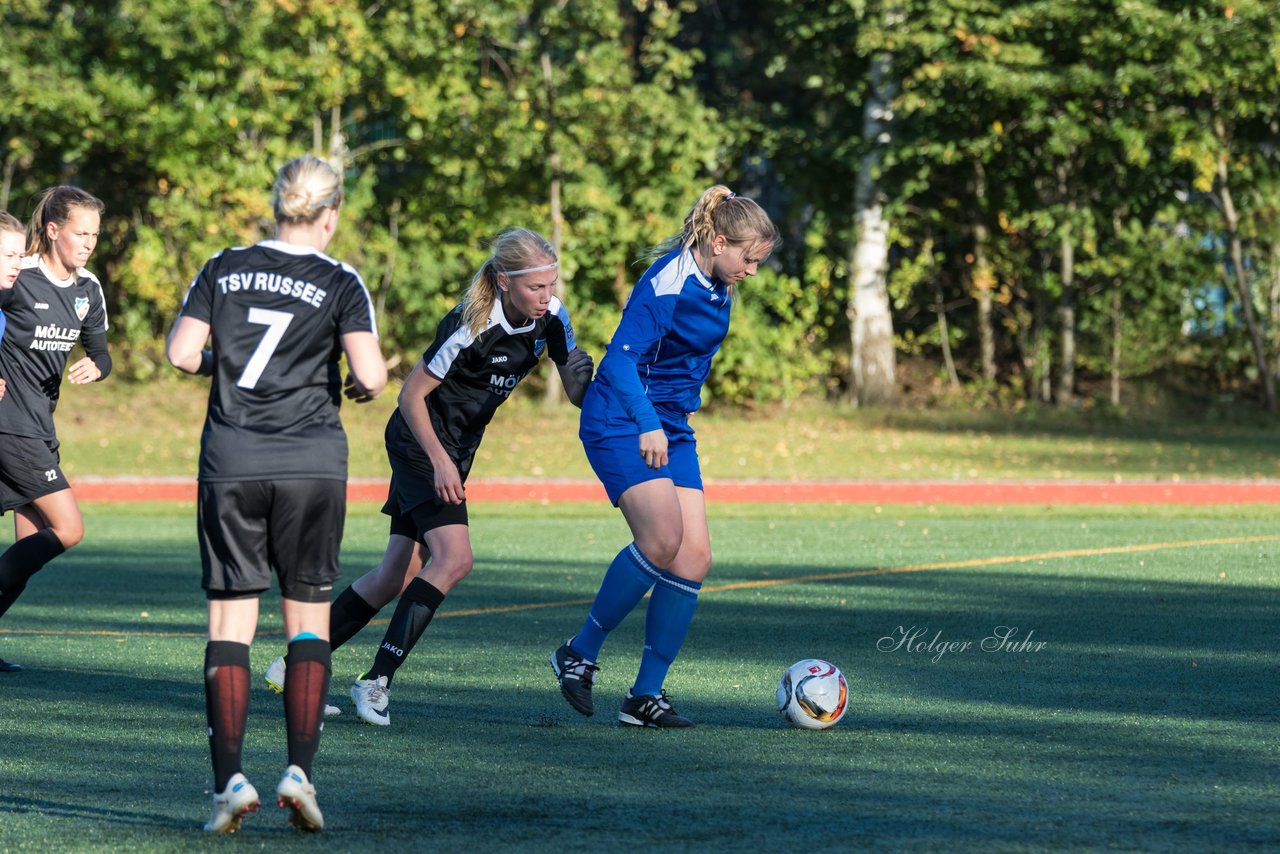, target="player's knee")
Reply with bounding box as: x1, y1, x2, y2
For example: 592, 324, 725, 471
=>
427, 553, 473, 589
55, 522, 85, 549
672, 545, 712, 582
640, 531, 682, 568
448, 553, 475, 584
